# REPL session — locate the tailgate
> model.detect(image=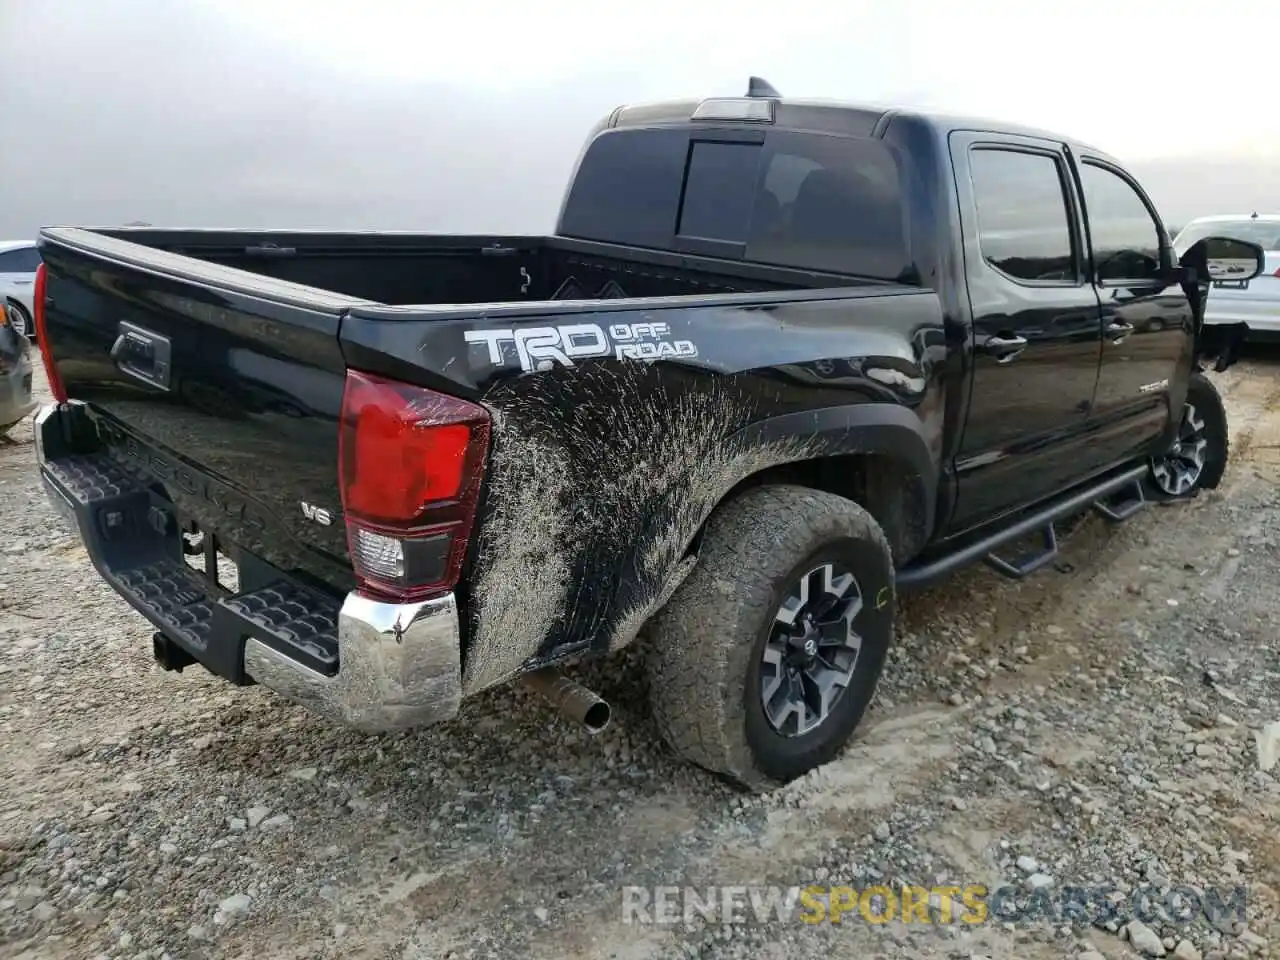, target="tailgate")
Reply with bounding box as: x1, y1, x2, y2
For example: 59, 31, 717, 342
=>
37, 228, 366, 598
